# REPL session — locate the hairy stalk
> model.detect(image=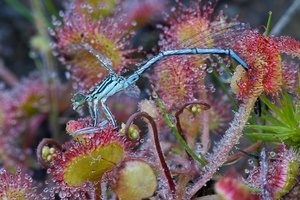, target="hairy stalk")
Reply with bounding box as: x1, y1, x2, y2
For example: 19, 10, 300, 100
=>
36, 138, 62, 168
185, 97, 257, 198
125, 112, 176, 198
175, 101, 211, 160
